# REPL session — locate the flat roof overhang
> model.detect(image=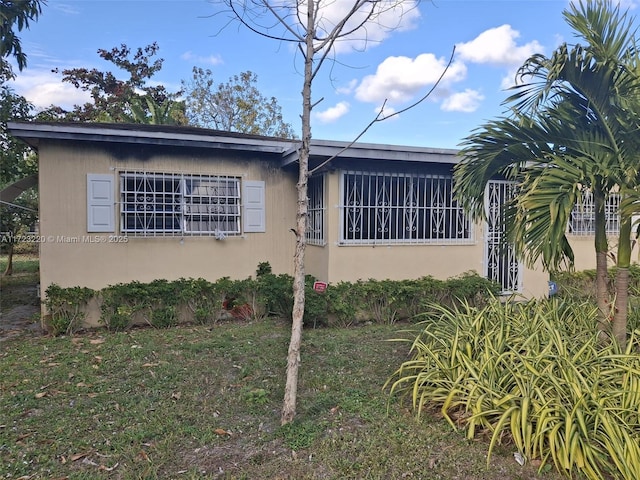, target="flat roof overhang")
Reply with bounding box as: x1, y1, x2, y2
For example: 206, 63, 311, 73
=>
7, 121, 296, 155
8, 122, 461, 168
282, 139, 460, 169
